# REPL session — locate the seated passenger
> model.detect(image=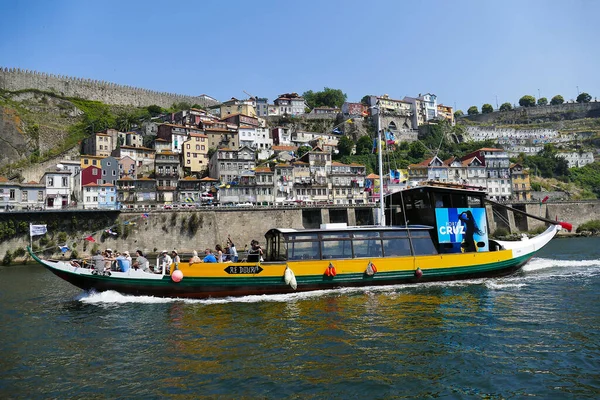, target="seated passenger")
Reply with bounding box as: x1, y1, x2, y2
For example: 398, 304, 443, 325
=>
132, 250, 149, 272
189, 250, 202, 264
116, 254, 131, 272
203, 248, 217, 263
247, 240, 263, 262
91, 250, 105, 273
